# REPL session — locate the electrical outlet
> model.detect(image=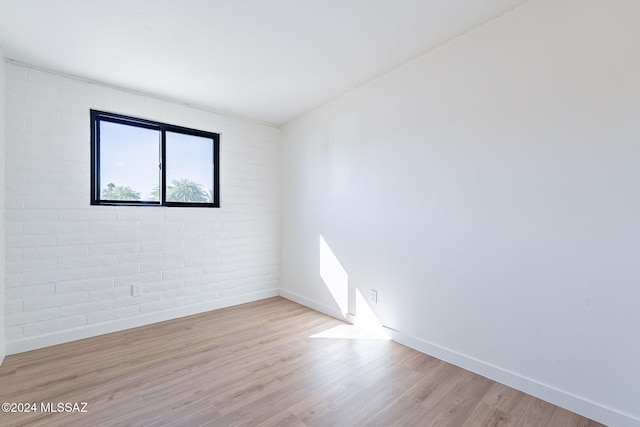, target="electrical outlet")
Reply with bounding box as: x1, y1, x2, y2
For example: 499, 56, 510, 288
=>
370, 289, 378, 304
131, 284, 142, 297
